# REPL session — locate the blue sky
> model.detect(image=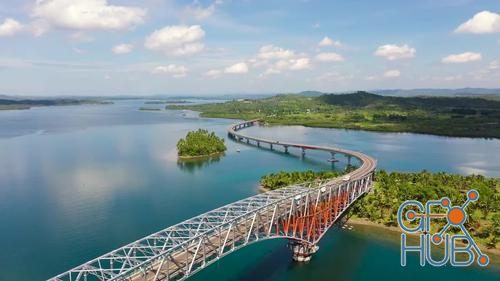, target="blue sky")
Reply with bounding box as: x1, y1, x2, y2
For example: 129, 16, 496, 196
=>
0, 0, 499, 96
